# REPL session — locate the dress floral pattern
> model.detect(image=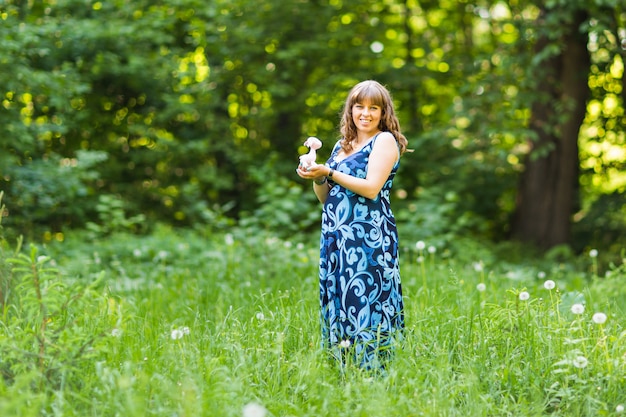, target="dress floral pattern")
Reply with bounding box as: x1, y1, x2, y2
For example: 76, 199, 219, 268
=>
319, 133, 404, 369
